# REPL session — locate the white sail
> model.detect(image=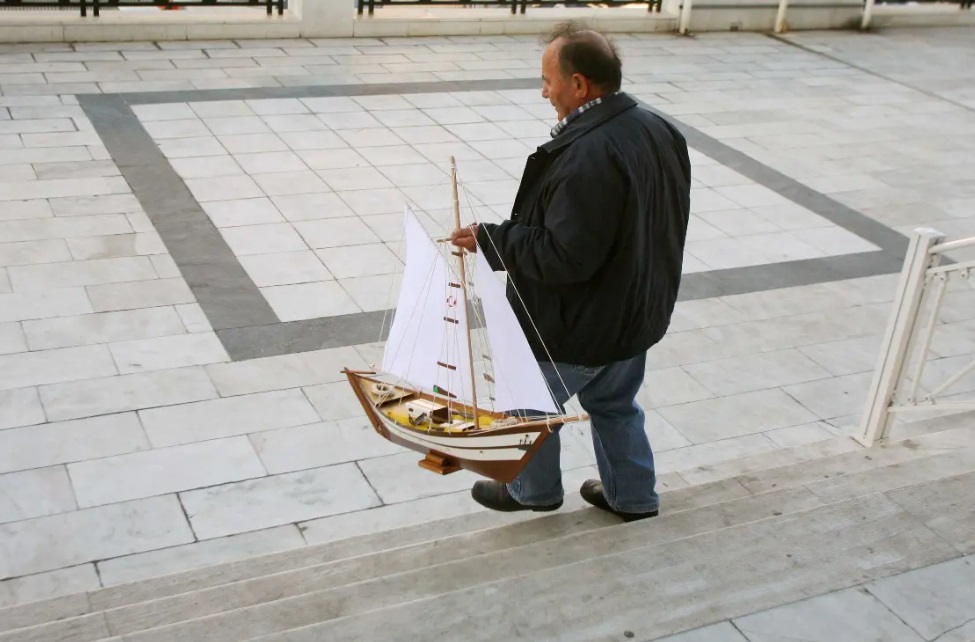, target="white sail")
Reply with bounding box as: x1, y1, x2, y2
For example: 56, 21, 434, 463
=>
382, 206, 475, 406
472, 249, 560, 414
